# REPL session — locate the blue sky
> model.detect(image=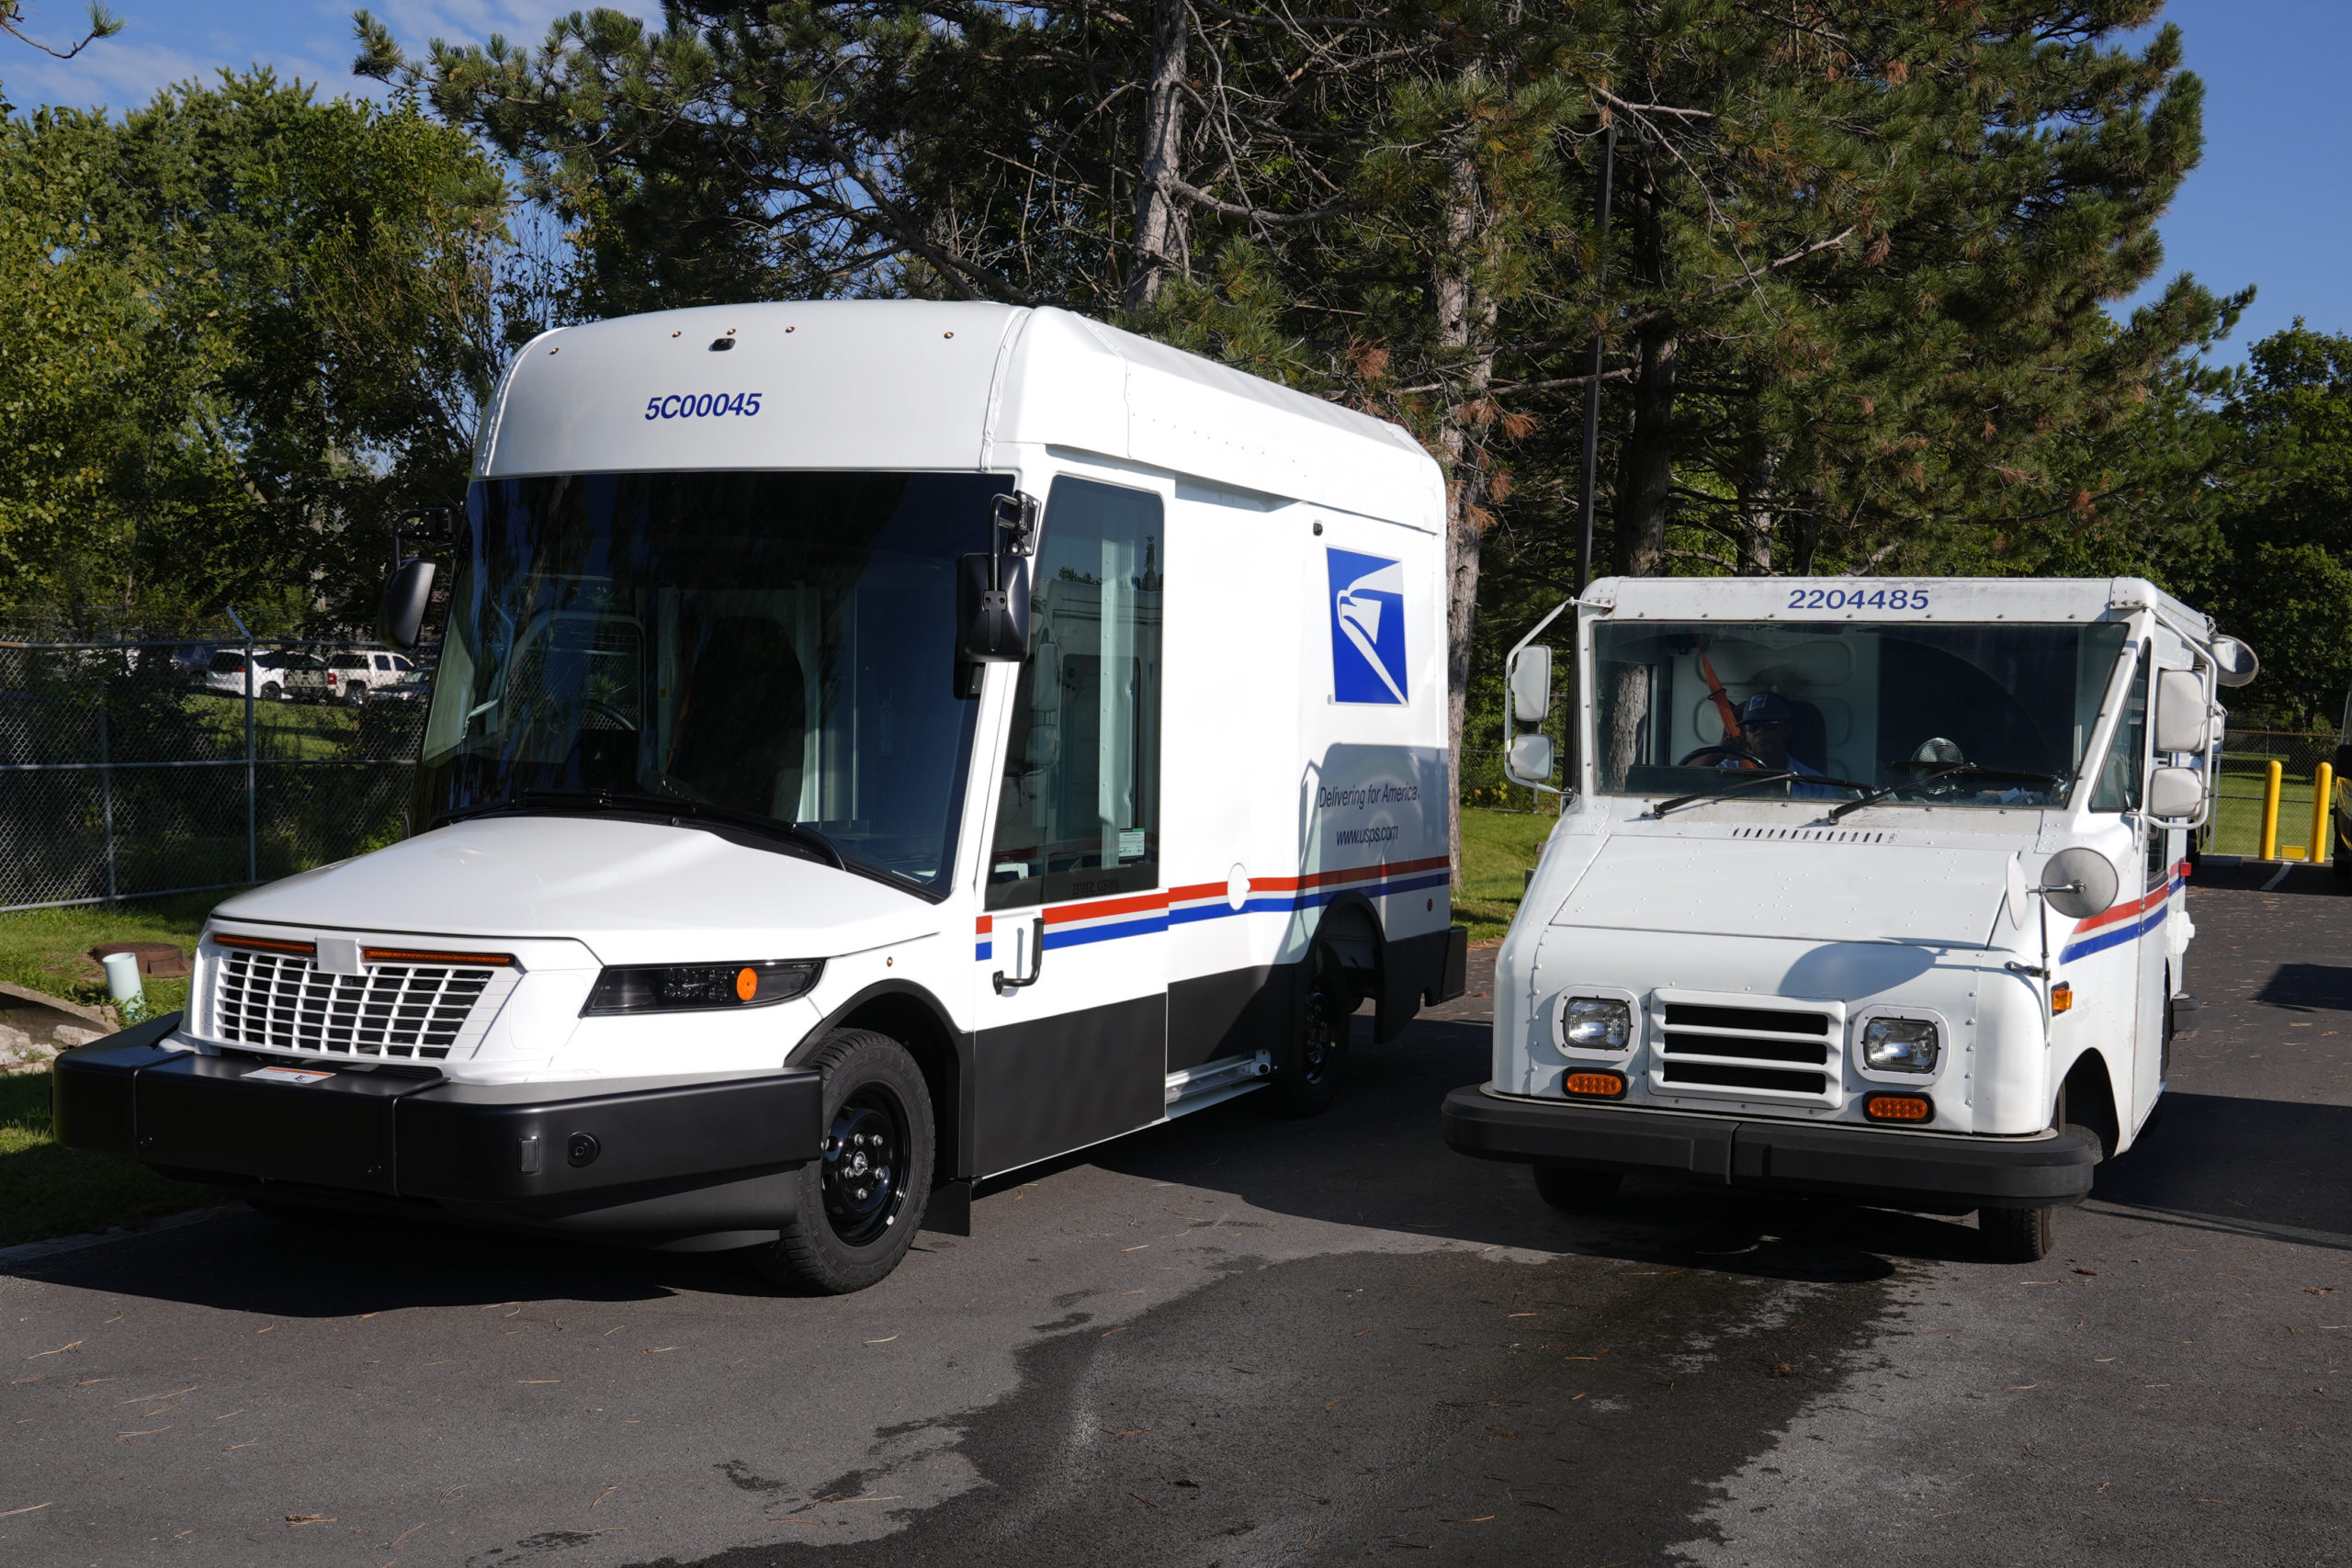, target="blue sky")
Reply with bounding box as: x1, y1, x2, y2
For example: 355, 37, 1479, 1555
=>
4, 0, 2342, 360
